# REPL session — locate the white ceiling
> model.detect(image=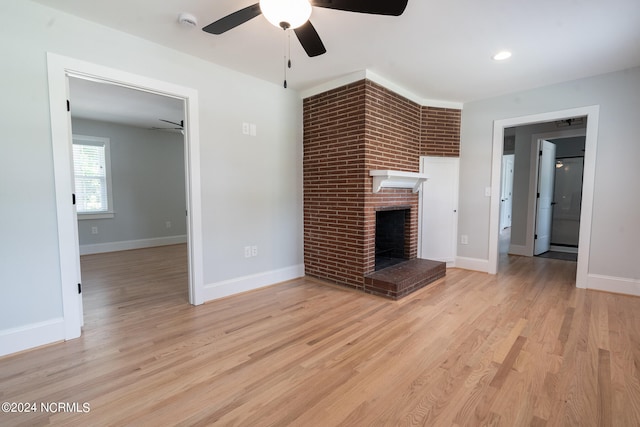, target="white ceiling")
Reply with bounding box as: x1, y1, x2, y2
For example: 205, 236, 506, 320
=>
35, 0, 640, 126
68, 77, 184, 130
